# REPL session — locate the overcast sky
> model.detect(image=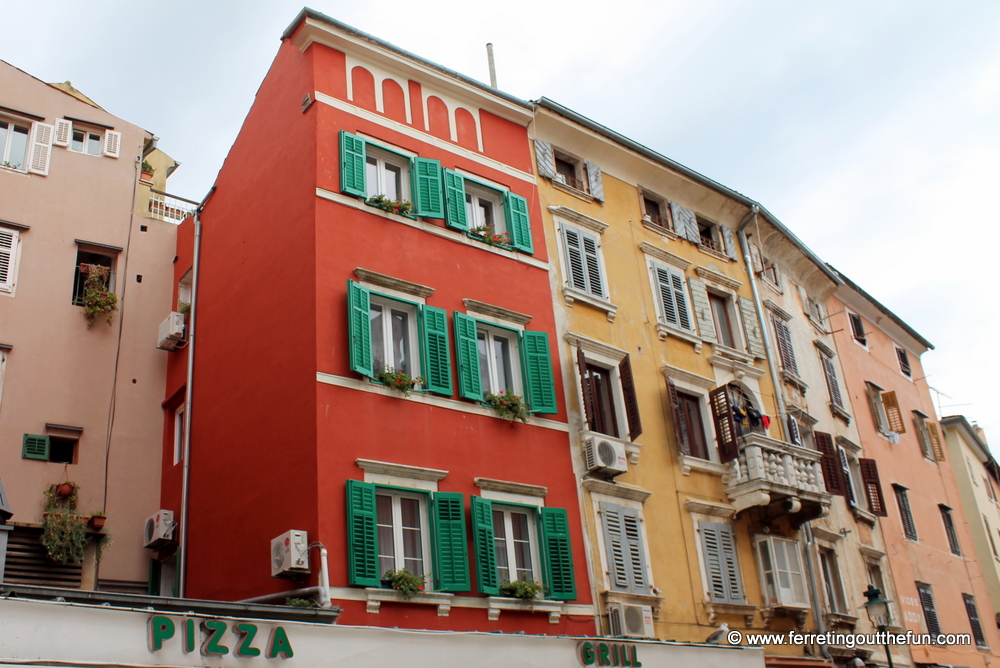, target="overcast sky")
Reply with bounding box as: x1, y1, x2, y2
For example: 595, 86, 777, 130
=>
5, 1, 999, 445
